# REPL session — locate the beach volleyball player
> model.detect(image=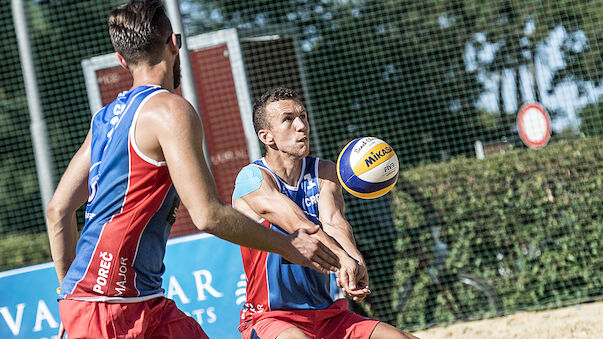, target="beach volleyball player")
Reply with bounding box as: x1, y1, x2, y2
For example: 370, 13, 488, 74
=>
45, 2, 339, 338
232, 87, 419, 338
